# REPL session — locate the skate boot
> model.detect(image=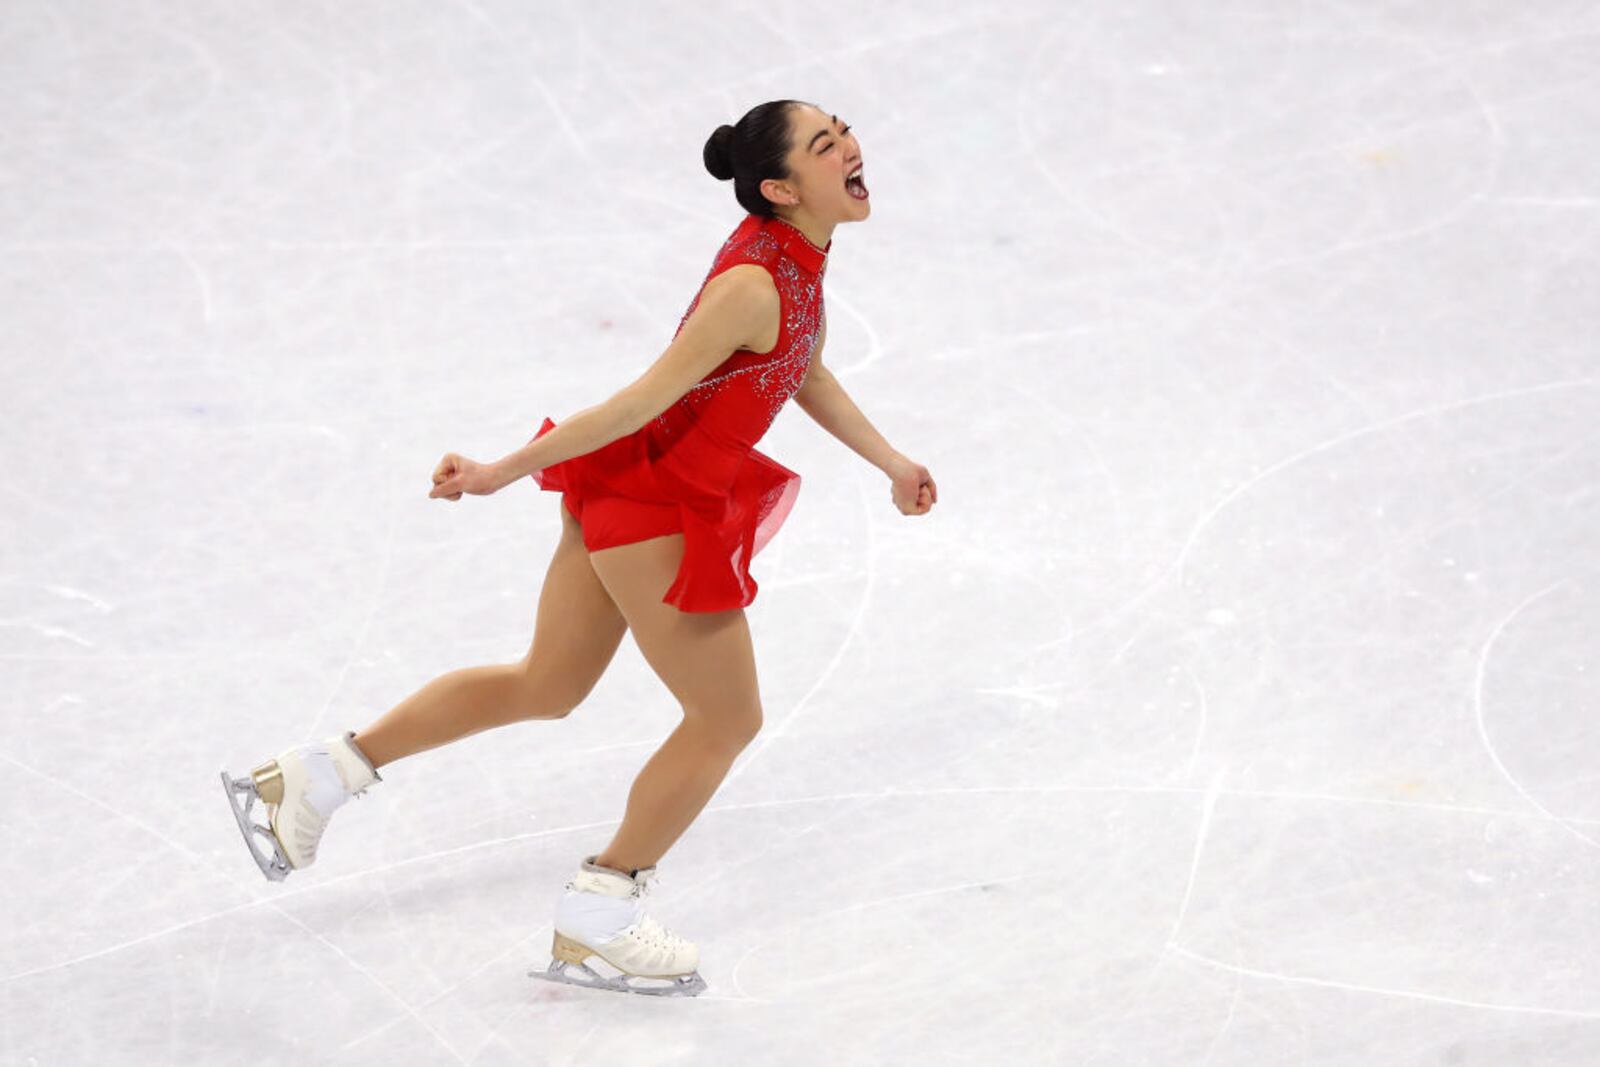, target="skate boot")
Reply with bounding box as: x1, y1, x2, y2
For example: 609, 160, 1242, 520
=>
219, 731, 382, 881
529, 854, 707, 997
